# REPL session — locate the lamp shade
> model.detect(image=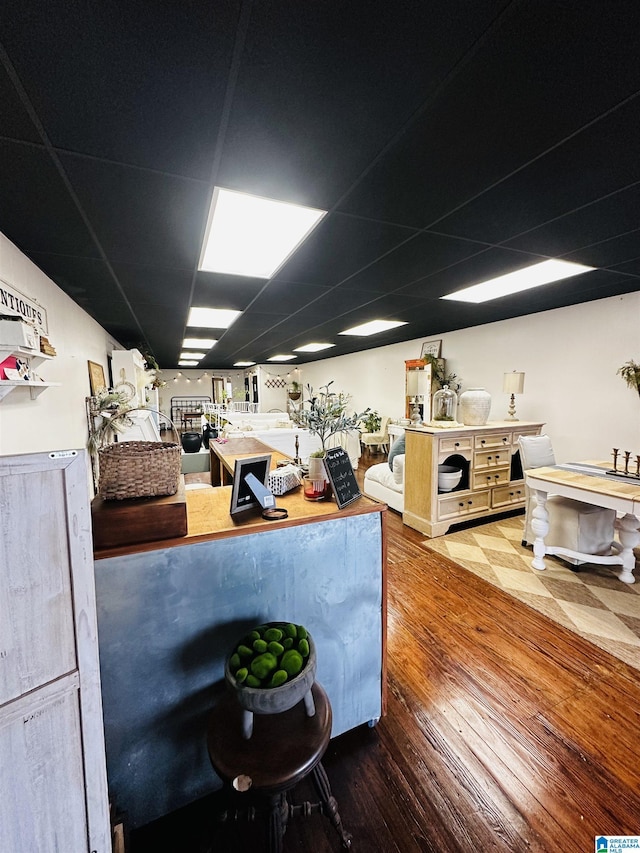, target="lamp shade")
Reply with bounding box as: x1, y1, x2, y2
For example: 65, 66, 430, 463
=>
503, 371, 525, 394
407, 369, 429, 396
406, 370, 419, 396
